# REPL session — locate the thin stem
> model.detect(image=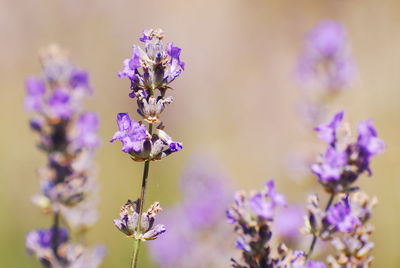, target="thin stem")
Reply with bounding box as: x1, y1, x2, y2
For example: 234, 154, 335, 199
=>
306, 192, 335, 259
131, 123, 153, 268
325, 193, 335, 212
131, 239, 141, 268
51, 211, 60, 259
